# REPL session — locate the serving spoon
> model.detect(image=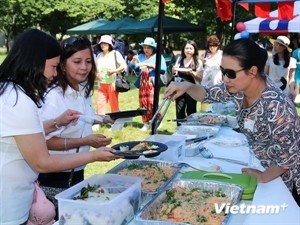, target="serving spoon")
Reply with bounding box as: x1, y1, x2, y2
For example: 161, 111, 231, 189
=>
199, 147, 248, 166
